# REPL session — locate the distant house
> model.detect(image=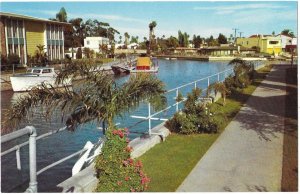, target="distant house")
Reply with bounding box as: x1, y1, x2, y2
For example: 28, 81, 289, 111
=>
236, 35, 282, 55
83, 37, 109, 53
168, 47, 198, 54
199, 45, 256, 56
127, 43, 138, 49
0, 12, 71, 65
276, 34, 297, 53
